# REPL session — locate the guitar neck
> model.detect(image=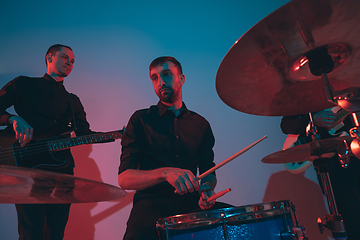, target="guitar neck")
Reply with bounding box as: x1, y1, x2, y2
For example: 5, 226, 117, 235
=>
333, 109, 348, 122
48, 130, 123, 151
